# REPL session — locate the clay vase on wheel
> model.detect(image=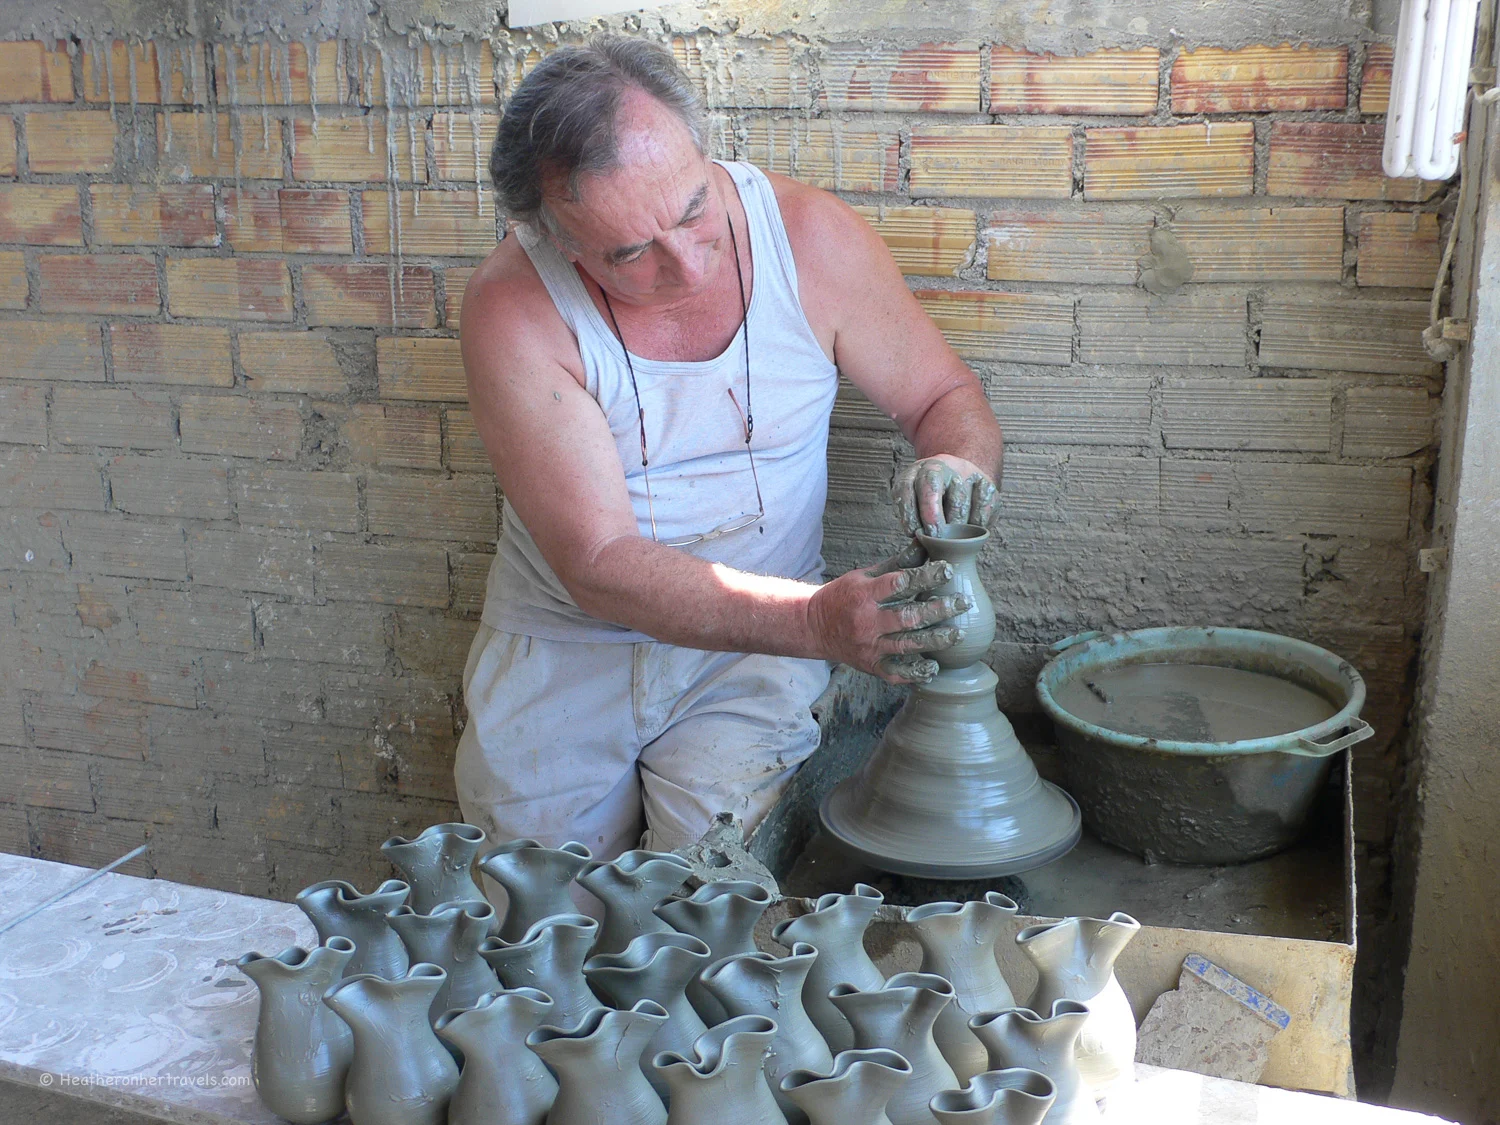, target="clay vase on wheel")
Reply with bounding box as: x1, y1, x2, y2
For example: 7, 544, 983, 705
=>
577, 850, 694, 957
821, 525, 1082, 879
907, 892, 1020, 1083
930, 1069, 1057, 1125
386, 898, 501, 1021
969, 1003, 1097, 1125
479, 839, 593, 942
1016, 913, 1140, 1094
828, 972, 960, 1125
237, 937, 355, 1125
295, 879, 411, 979
655, 878, 773, 1024
323, 963, 461, 1125
770, 883, 885, 1053
527, 1000, 670, 1125
382, 822, 489, 915
480, 913, 601, 1030
653, 1015, 784, 1125
434, 987, 559, 1125
779, 1049, 914, 1125
700, 944, 833, 1125
583, 932, 712, 1098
